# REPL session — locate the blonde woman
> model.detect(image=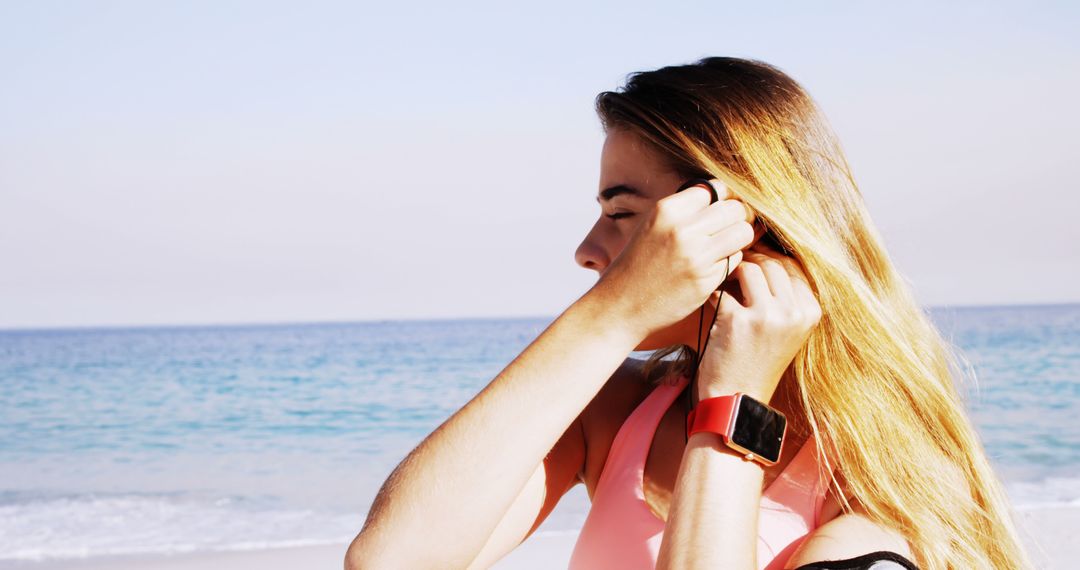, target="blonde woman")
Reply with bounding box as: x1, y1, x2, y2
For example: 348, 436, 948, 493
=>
345, 57, 1031, 569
